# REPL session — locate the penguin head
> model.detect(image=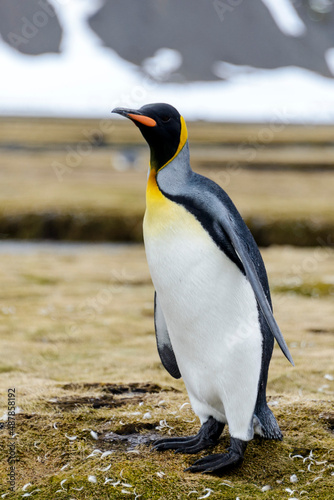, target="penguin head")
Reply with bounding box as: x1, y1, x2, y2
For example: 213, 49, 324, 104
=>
112, 103, 188, 171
